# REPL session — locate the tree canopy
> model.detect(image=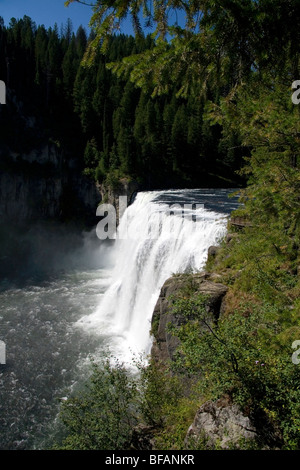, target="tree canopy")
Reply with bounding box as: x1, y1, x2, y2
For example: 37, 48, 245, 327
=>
0, 14, 244, 189
65, 1, 300, 96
